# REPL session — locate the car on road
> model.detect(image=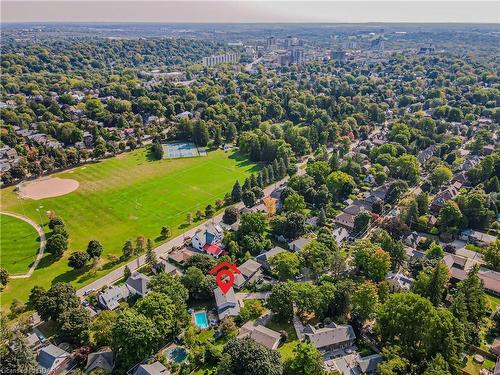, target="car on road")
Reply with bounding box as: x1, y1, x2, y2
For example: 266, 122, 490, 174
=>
83, 288, 95, 296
